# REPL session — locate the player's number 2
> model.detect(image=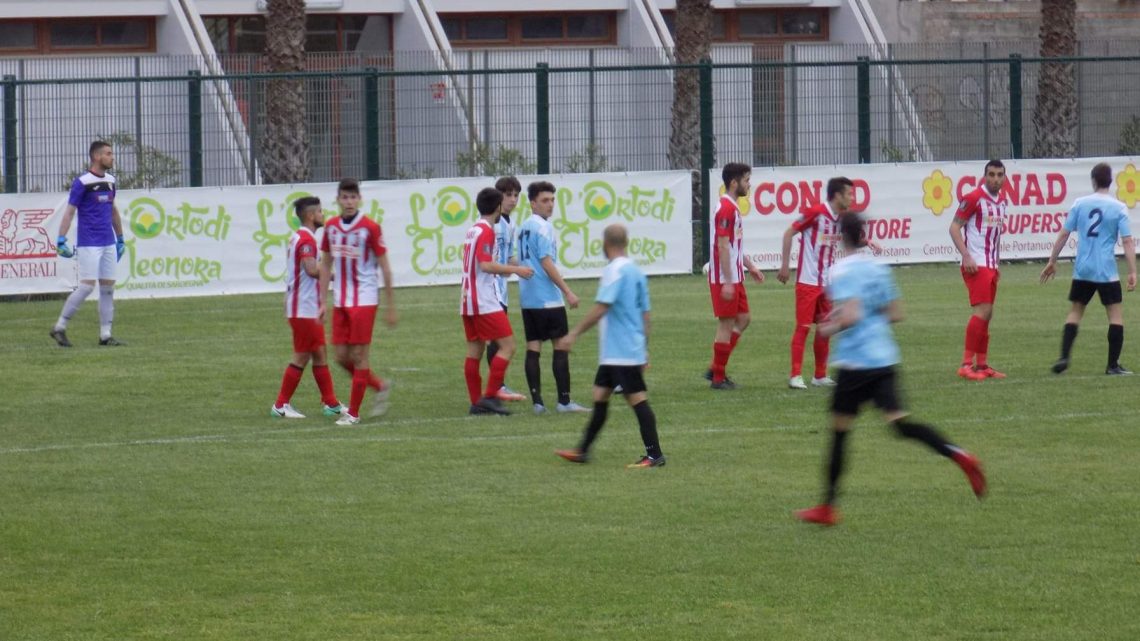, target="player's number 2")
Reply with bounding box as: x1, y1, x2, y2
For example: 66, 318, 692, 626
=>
1088, 208, 1103, 238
